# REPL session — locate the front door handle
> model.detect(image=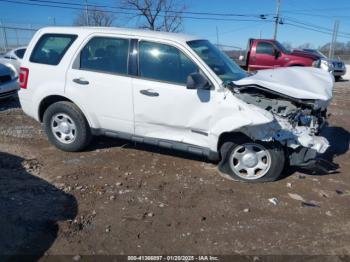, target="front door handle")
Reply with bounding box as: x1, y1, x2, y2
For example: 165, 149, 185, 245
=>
140, 89, 159, 97
73, 78, 89, 85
